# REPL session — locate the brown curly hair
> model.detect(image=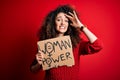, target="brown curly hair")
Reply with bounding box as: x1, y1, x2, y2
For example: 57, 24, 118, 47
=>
37, 5, 81, 47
